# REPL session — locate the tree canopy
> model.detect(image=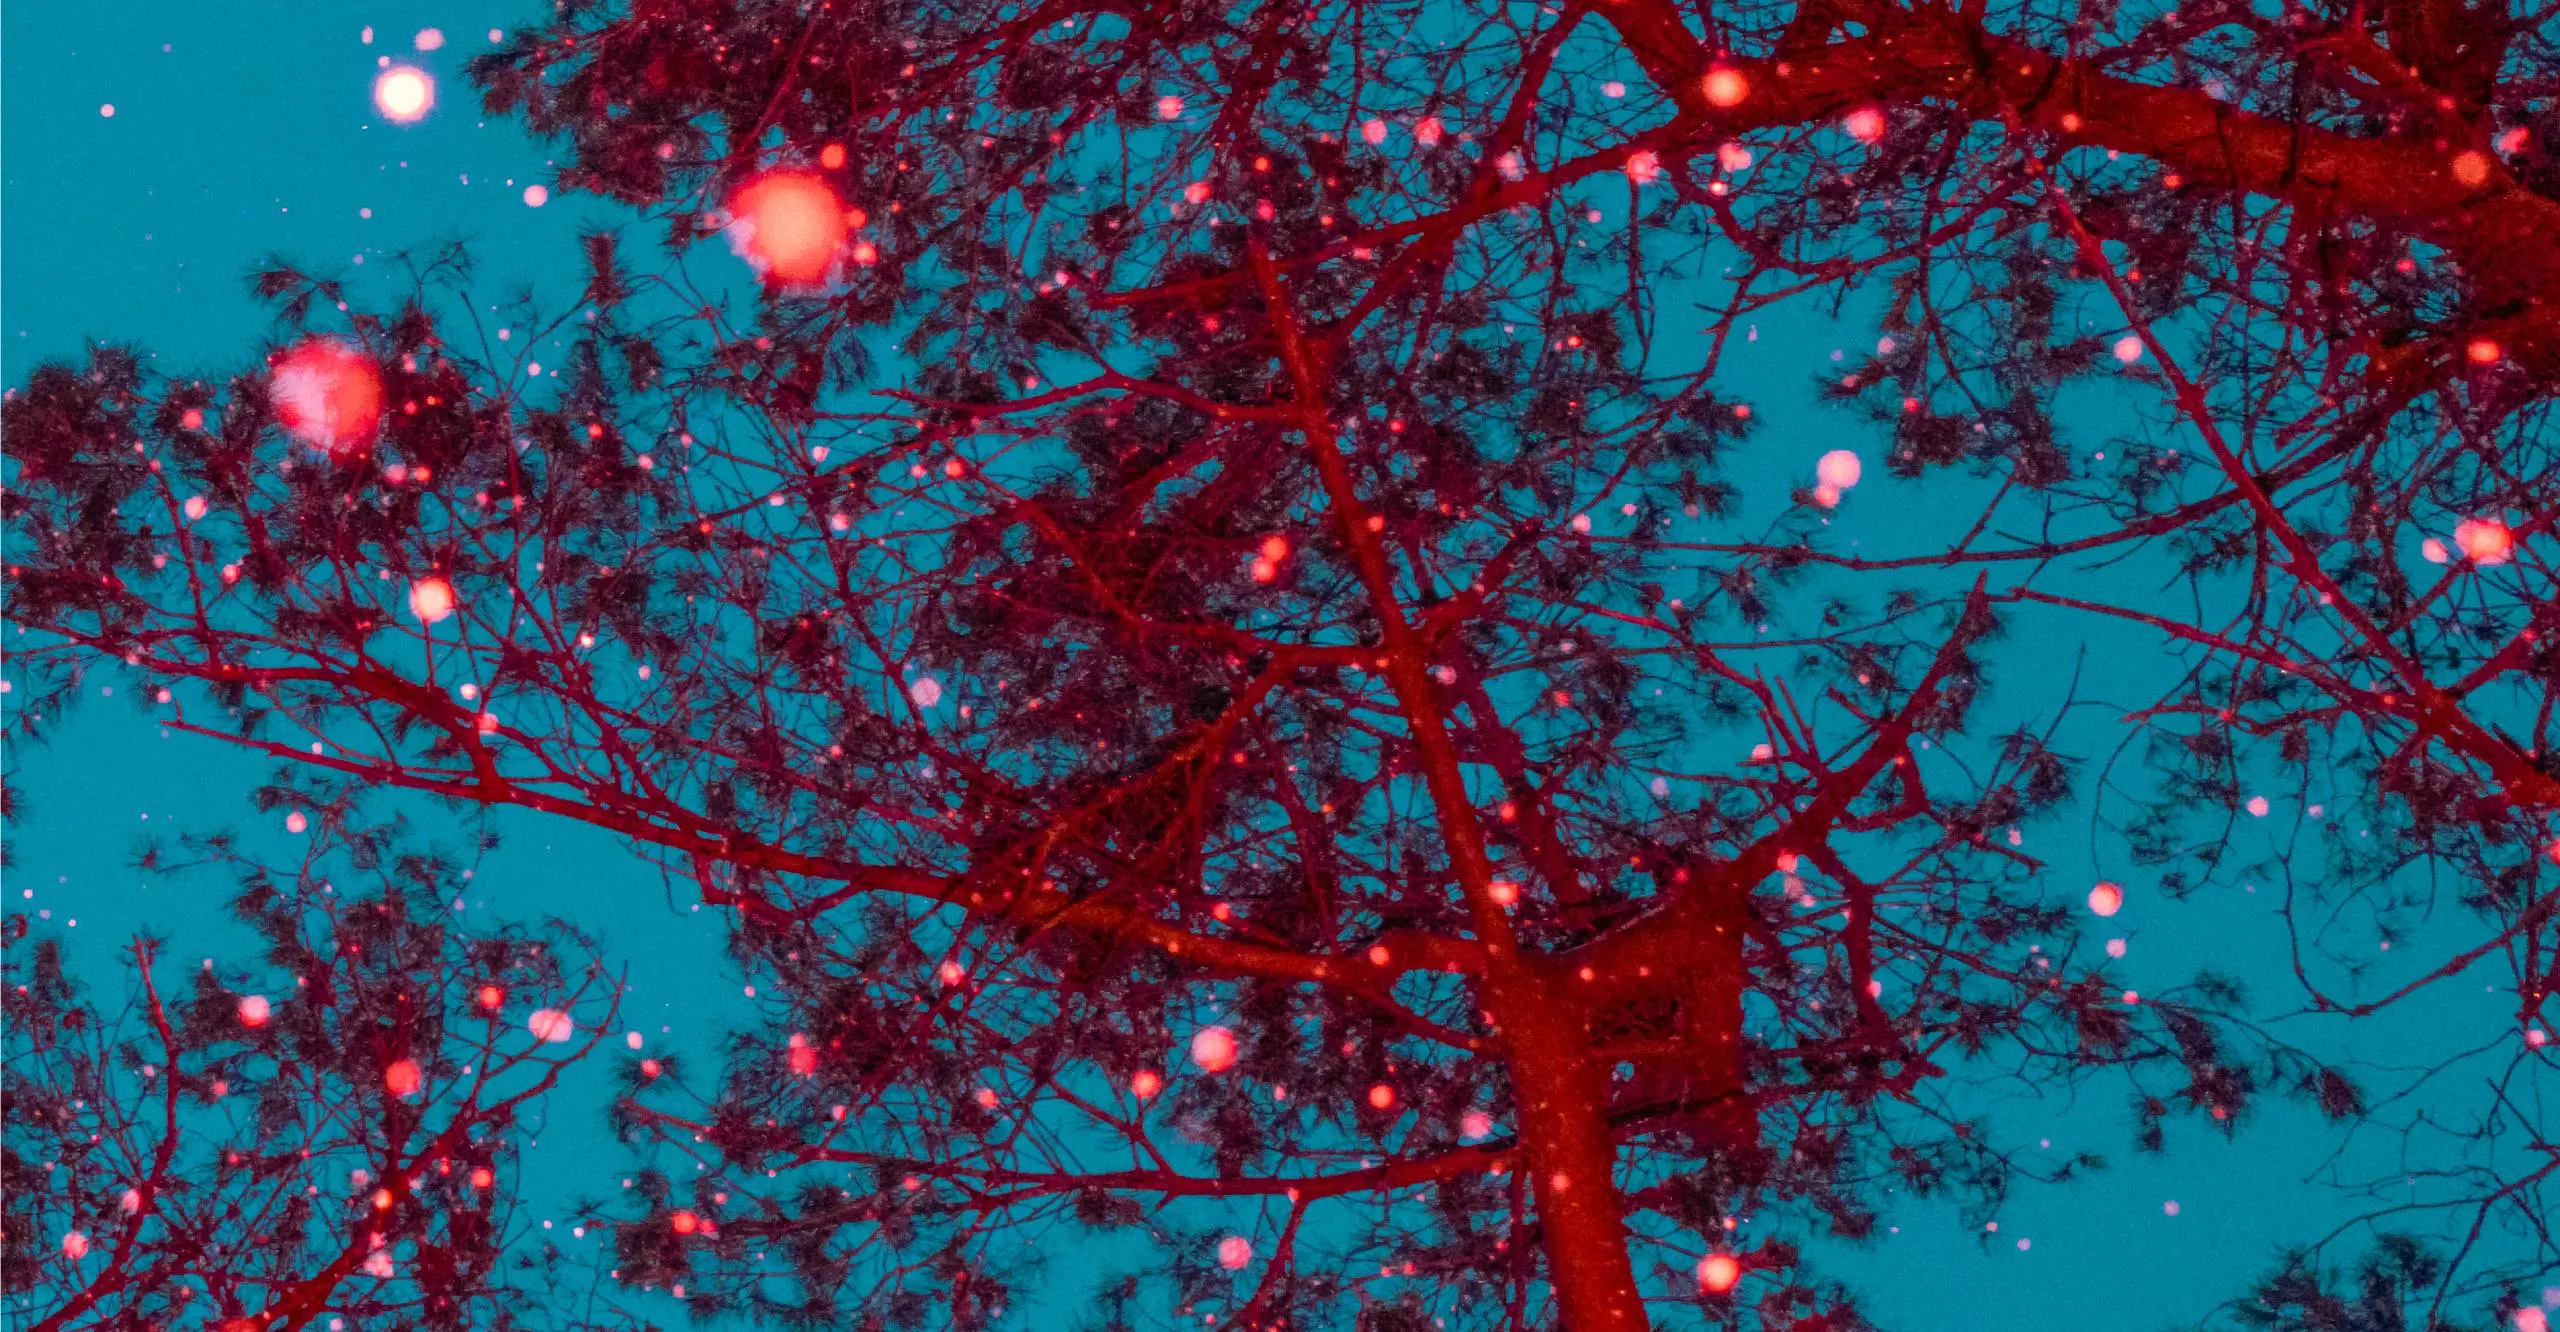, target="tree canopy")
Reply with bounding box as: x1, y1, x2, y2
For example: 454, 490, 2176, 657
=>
6, 0, 2557, 1327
